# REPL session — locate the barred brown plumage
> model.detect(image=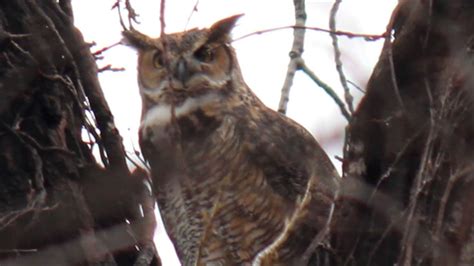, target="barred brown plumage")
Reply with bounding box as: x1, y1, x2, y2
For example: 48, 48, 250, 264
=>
123, 15, 339, 265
